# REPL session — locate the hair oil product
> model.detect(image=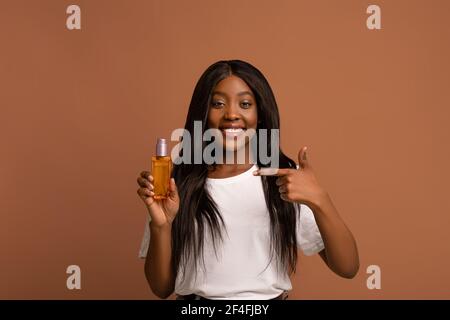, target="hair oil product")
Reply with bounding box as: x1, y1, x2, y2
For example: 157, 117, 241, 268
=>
151, 138, 172, 199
